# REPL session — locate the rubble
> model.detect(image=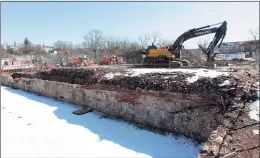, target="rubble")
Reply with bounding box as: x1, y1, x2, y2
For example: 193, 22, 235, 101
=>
181, 49, 207, 66
11, 67, 259, 104
198, 101, 260, 158
216, 60, 256, 67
